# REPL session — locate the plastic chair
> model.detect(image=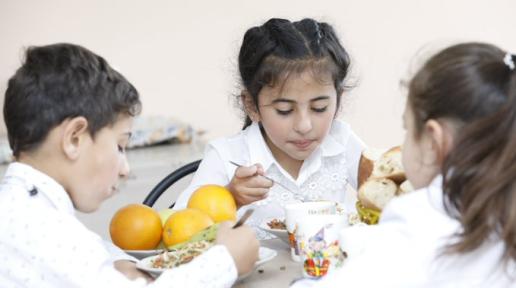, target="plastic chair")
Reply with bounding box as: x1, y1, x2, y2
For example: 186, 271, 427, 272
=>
142, 159, 201, 208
